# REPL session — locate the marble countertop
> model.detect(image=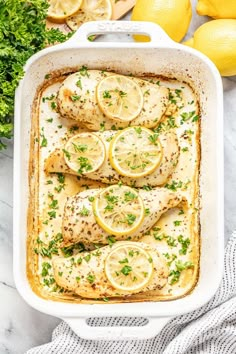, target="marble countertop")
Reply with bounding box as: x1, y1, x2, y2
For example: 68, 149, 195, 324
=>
1, 2, 236, 353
